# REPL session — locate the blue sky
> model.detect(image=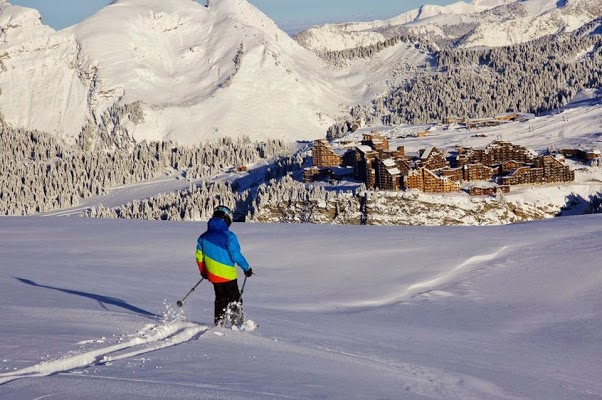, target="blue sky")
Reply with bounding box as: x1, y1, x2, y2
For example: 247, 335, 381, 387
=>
9, 0, 458, 34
